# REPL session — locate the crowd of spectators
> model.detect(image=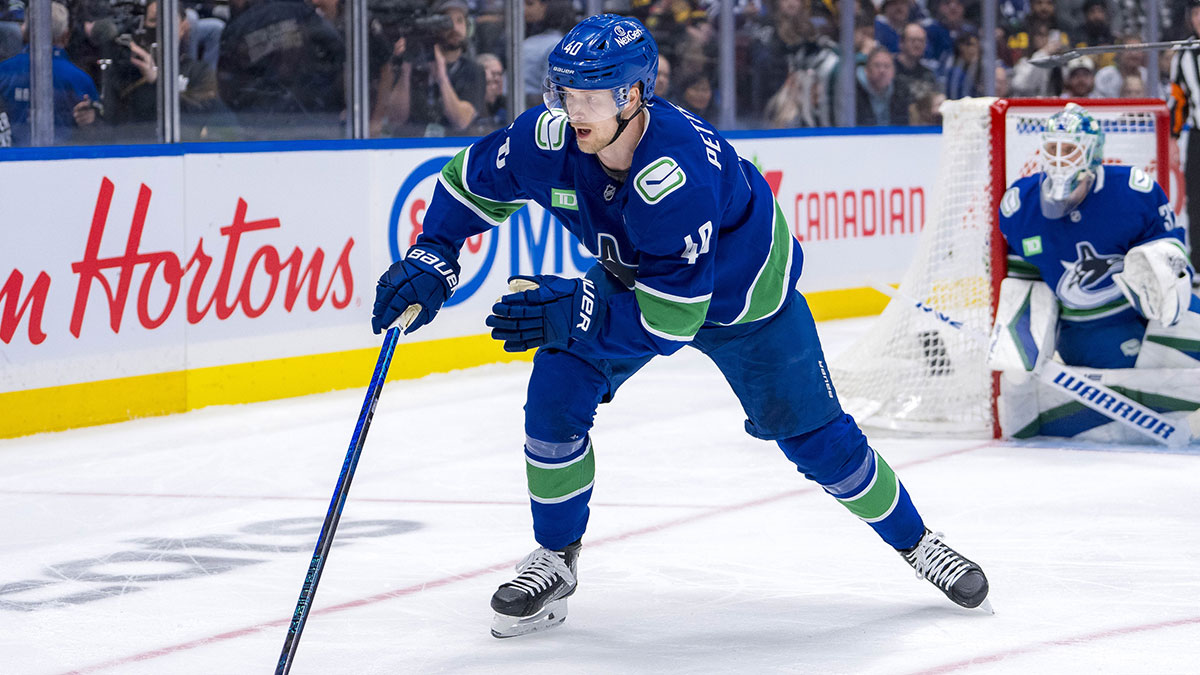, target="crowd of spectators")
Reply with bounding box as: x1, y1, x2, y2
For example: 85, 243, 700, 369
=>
0, 0, 1194, 145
